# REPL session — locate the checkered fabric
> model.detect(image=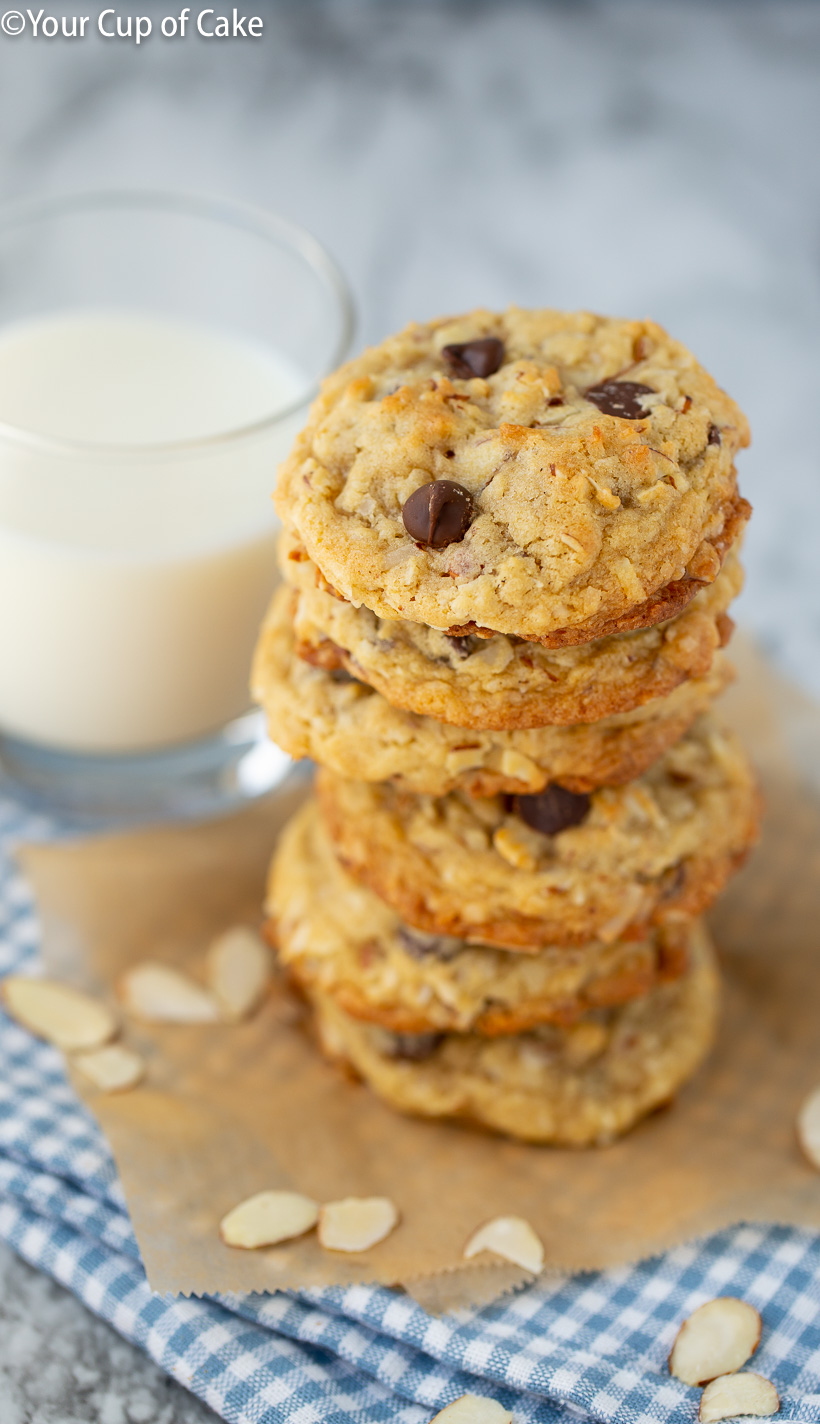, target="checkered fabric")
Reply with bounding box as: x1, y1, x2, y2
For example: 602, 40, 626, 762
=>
2, 792, 820, 1424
